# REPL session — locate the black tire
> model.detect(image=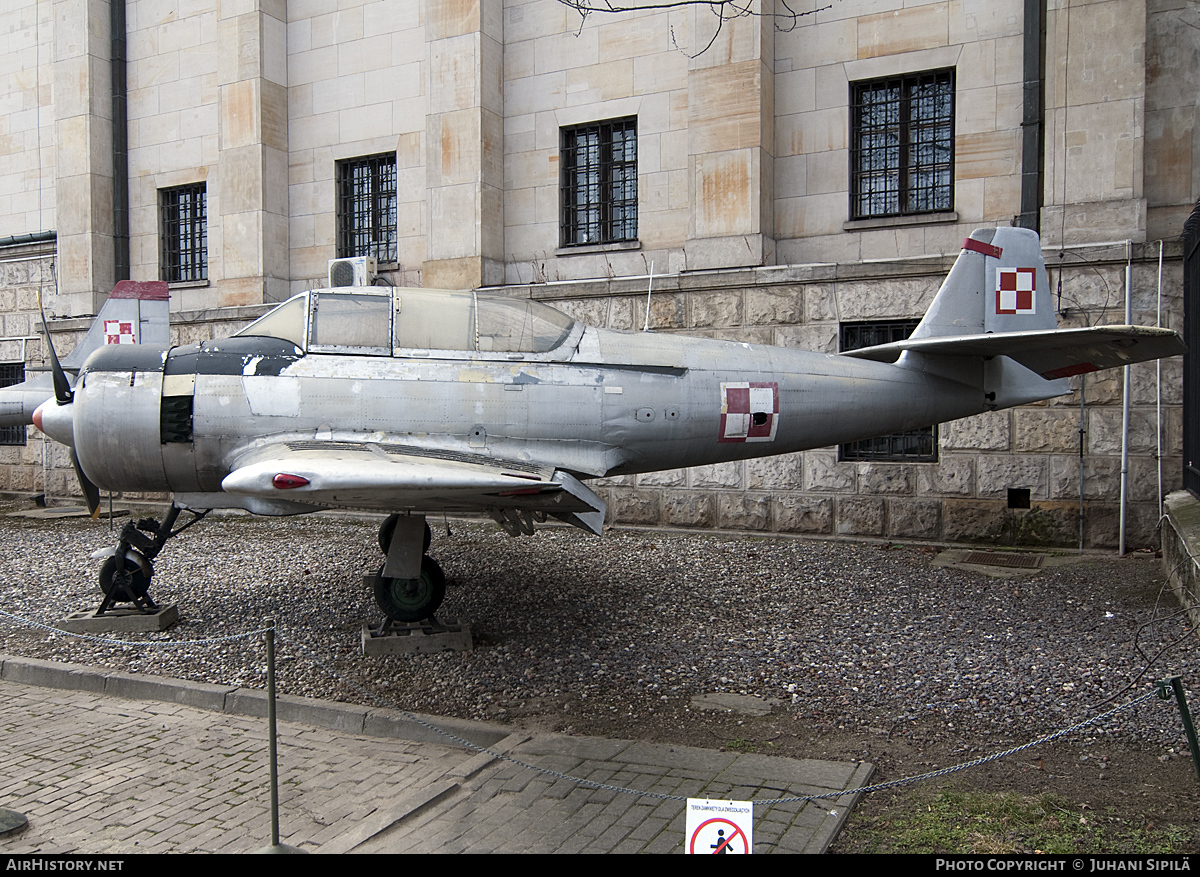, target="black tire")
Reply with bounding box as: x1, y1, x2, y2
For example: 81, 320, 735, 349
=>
373, 556, 446, 622
98, 555, 151, 599
378, 515, 432, 555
